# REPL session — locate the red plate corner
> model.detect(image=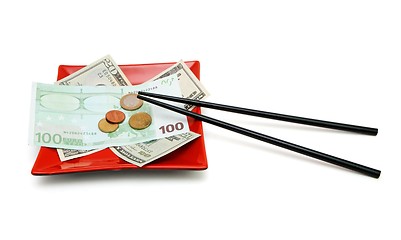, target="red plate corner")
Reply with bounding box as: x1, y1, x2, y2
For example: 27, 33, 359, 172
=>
32, 61, 208, 175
